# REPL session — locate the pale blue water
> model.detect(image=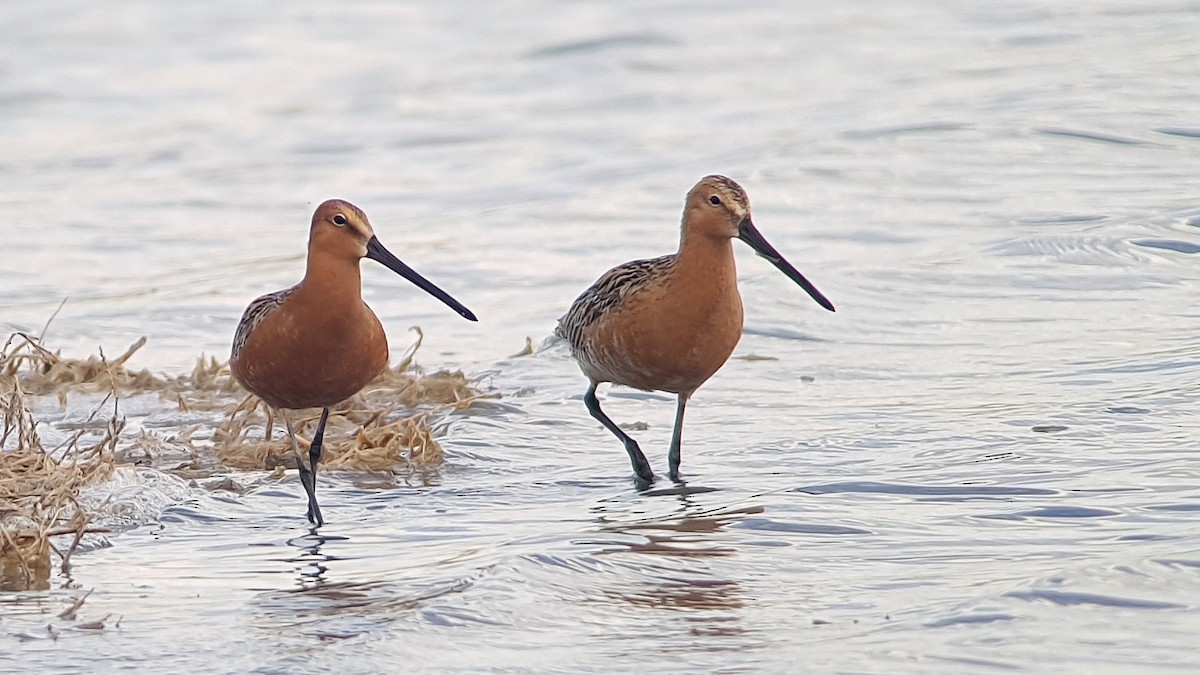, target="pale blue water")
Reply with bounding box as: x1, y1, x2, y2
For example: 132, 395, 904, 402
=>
2, 1, 1199, 672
